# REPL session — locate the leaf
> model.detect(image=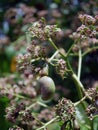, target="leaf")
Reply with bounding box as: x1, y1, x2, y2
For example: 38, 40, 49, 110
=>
92, 116, 98, 130
80, 125, 90, 130
47, 122, 60, 130
75, 103, 91, 130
